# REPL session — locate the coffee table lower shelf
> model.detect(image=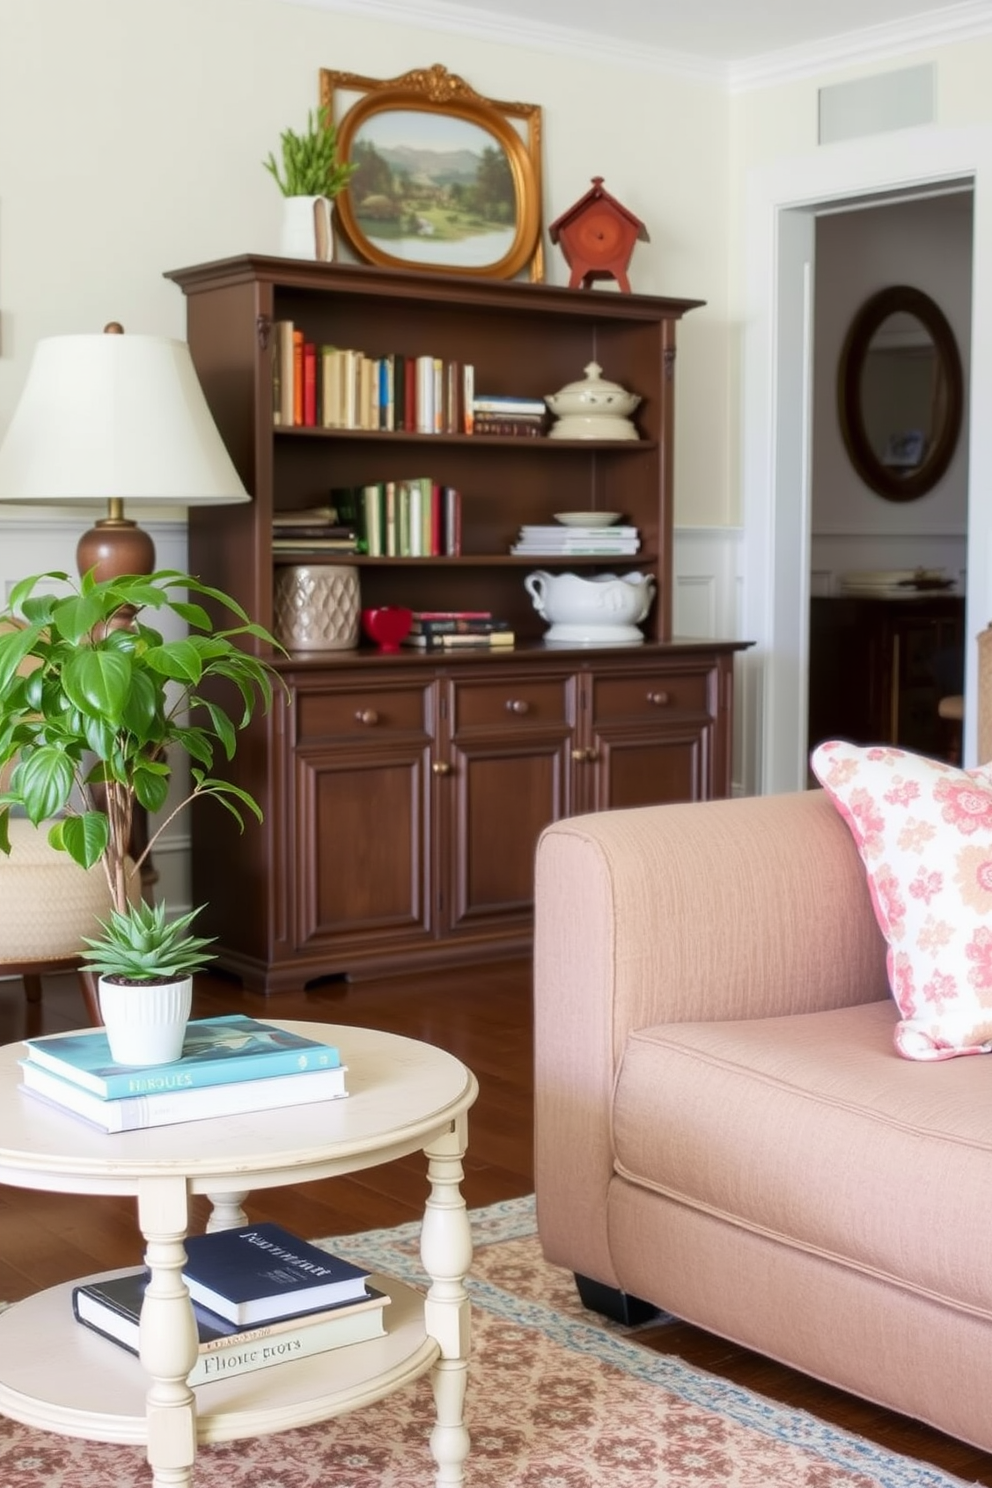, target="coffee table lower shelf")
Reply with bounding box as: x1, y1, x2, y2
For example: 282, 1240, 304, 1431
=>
0, 1271, 435, 1445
